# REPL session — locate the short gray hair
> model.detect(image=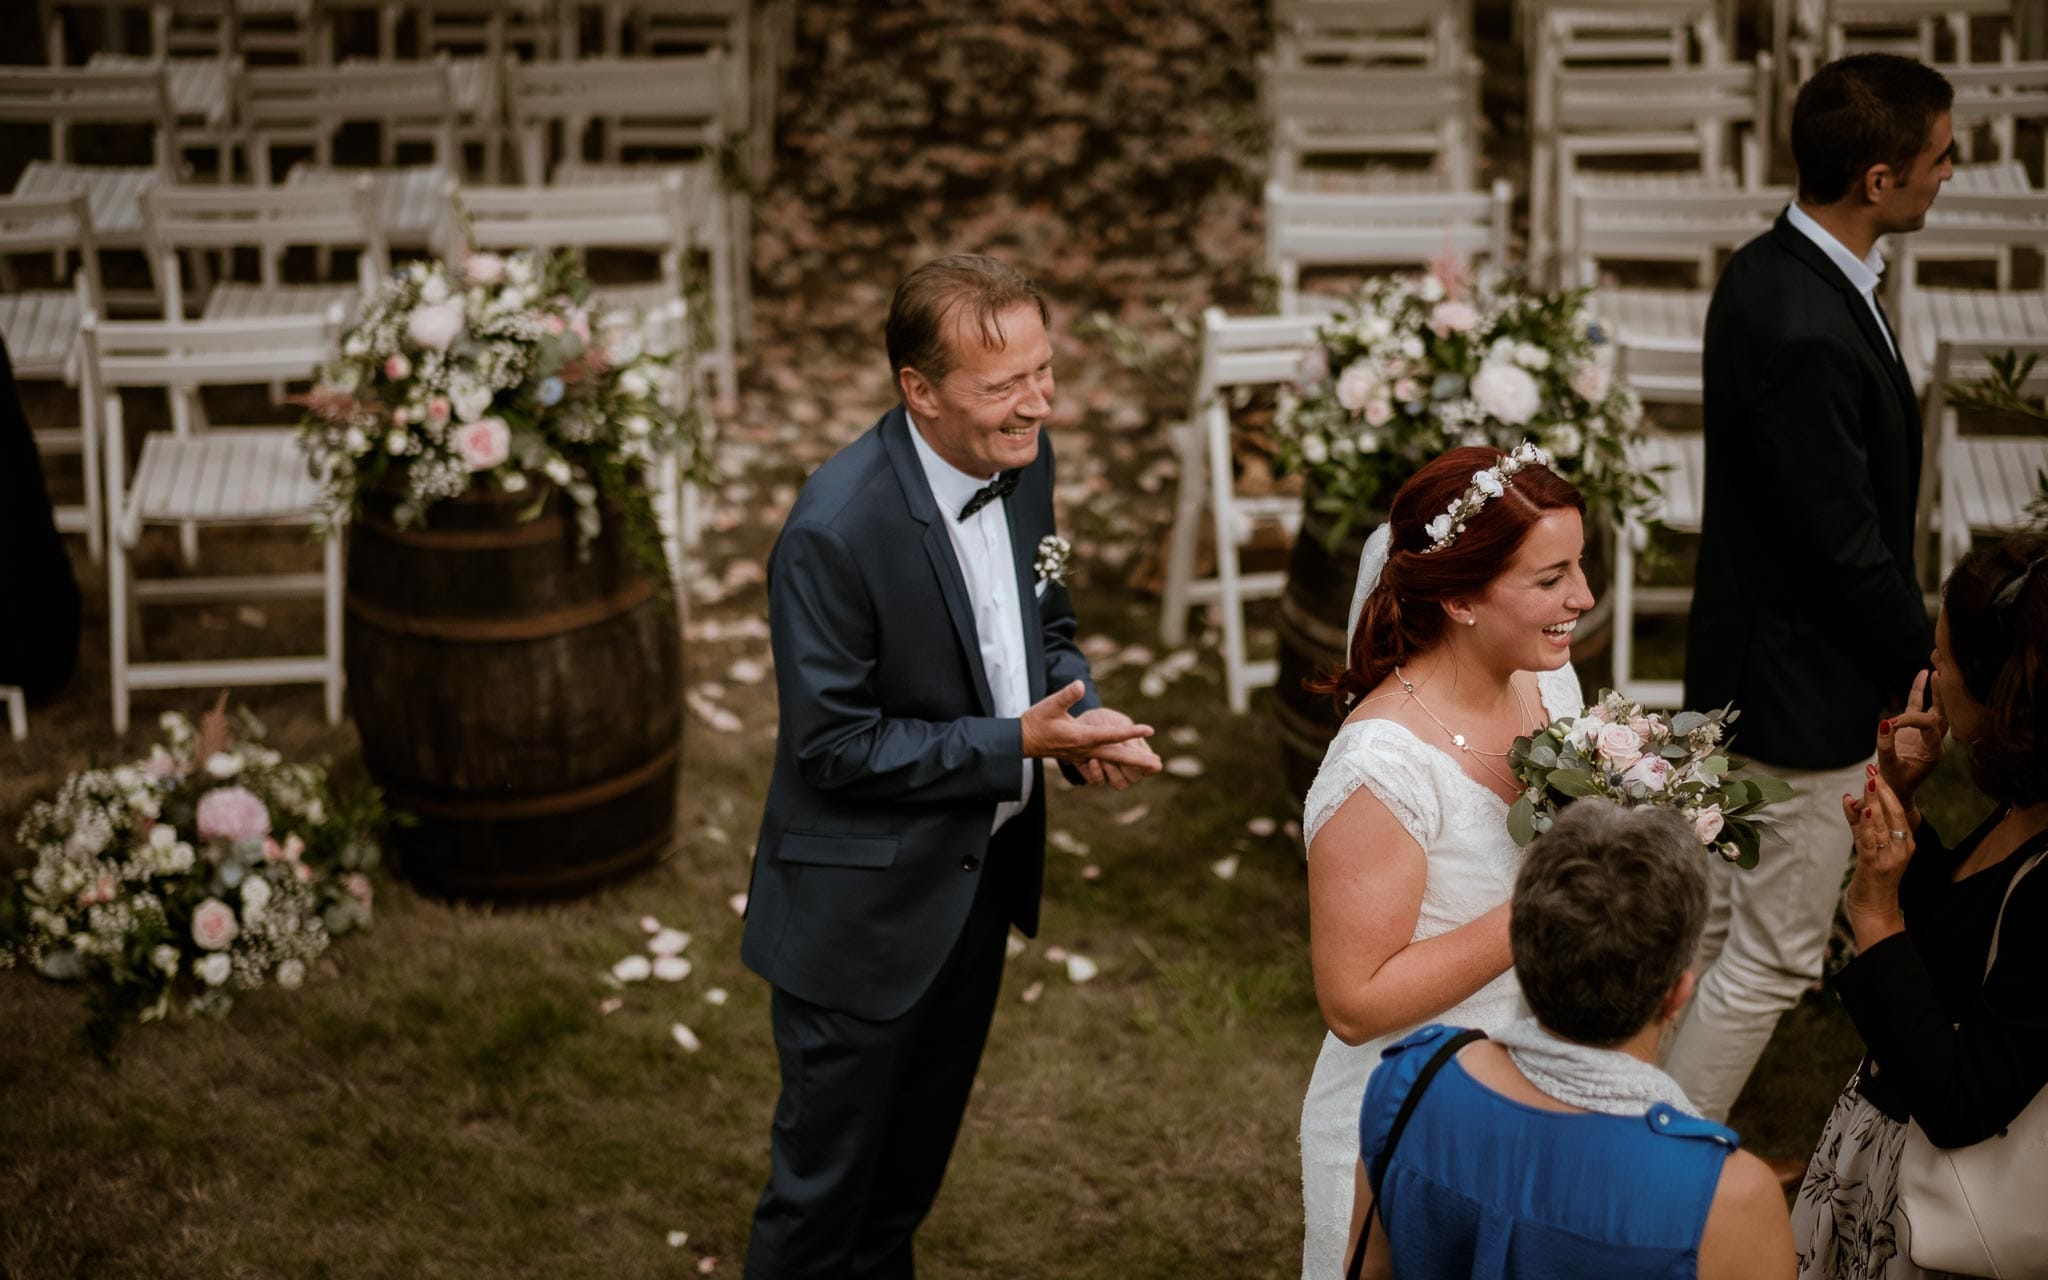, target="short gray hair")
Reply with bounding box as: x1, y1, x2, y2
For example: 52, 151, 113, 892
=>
1510, 801, 1709, 1047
